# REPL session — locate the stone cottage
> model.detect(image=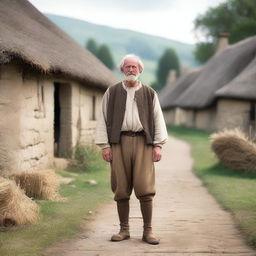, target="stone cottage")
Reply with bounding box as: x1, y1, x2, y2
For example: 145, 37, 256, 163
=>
215, 51, 256, 136
159, 68, 202, 127
0, 0, 118, 174
175, 36, 256, 131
